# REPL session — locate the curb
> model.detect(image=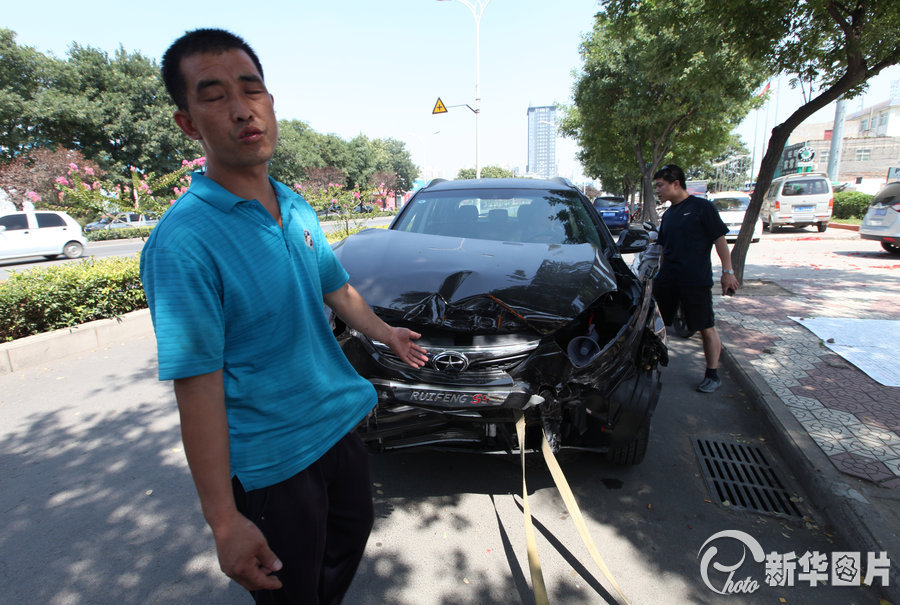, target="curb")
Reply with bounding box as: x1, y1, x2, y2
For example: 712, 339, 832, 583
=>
0, 309, 154, 375
828, 222, 860, 231
719, 341, 900, 601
